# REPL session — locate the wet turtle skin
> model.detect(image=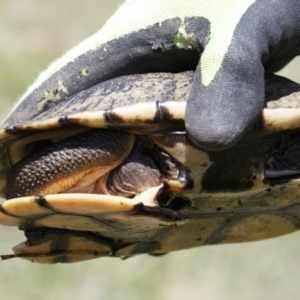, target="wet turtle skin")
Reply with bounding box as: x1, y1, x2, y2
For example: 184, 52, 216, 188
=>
1, 71, 300, 263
